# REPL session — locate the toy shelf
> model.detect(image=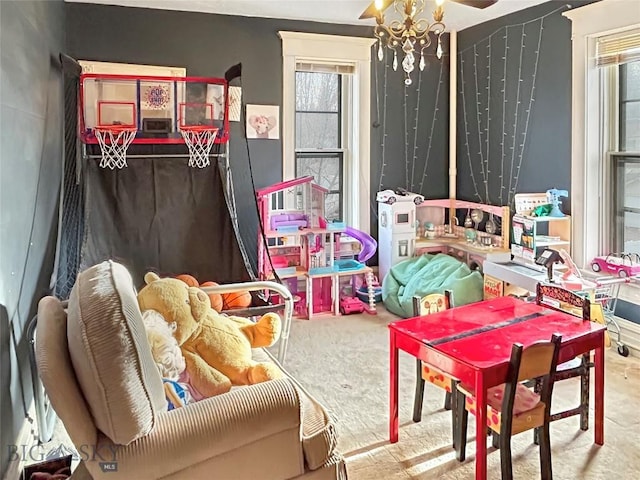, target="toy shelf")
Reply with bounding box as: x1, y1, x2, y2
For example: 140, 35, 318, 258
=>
511, 214, 571, 262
